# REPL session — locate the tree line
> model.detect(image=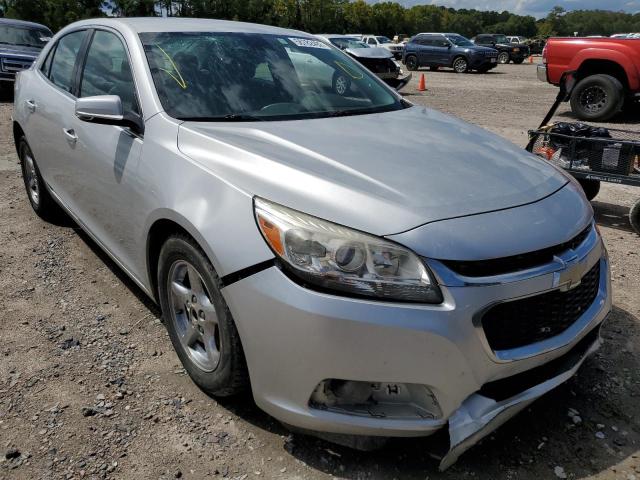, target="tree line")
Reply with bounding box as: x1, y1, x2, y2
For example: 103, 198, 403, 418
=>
2, 0, 640, 40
